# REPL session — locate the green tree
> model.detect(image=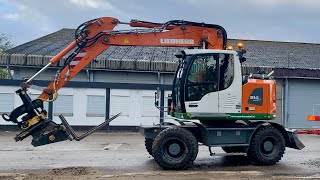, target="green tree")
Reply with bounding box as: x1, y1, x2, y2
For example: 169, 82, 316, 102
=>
0, 33, 14, 79
0, 68, 11, 79
0, 33, 14, 53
